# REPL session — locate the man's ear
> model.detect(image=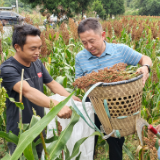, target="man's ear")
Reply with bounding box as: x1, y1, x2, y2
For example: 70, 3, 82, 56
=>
102, 31, 106, 40
14, 44, 21, 52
